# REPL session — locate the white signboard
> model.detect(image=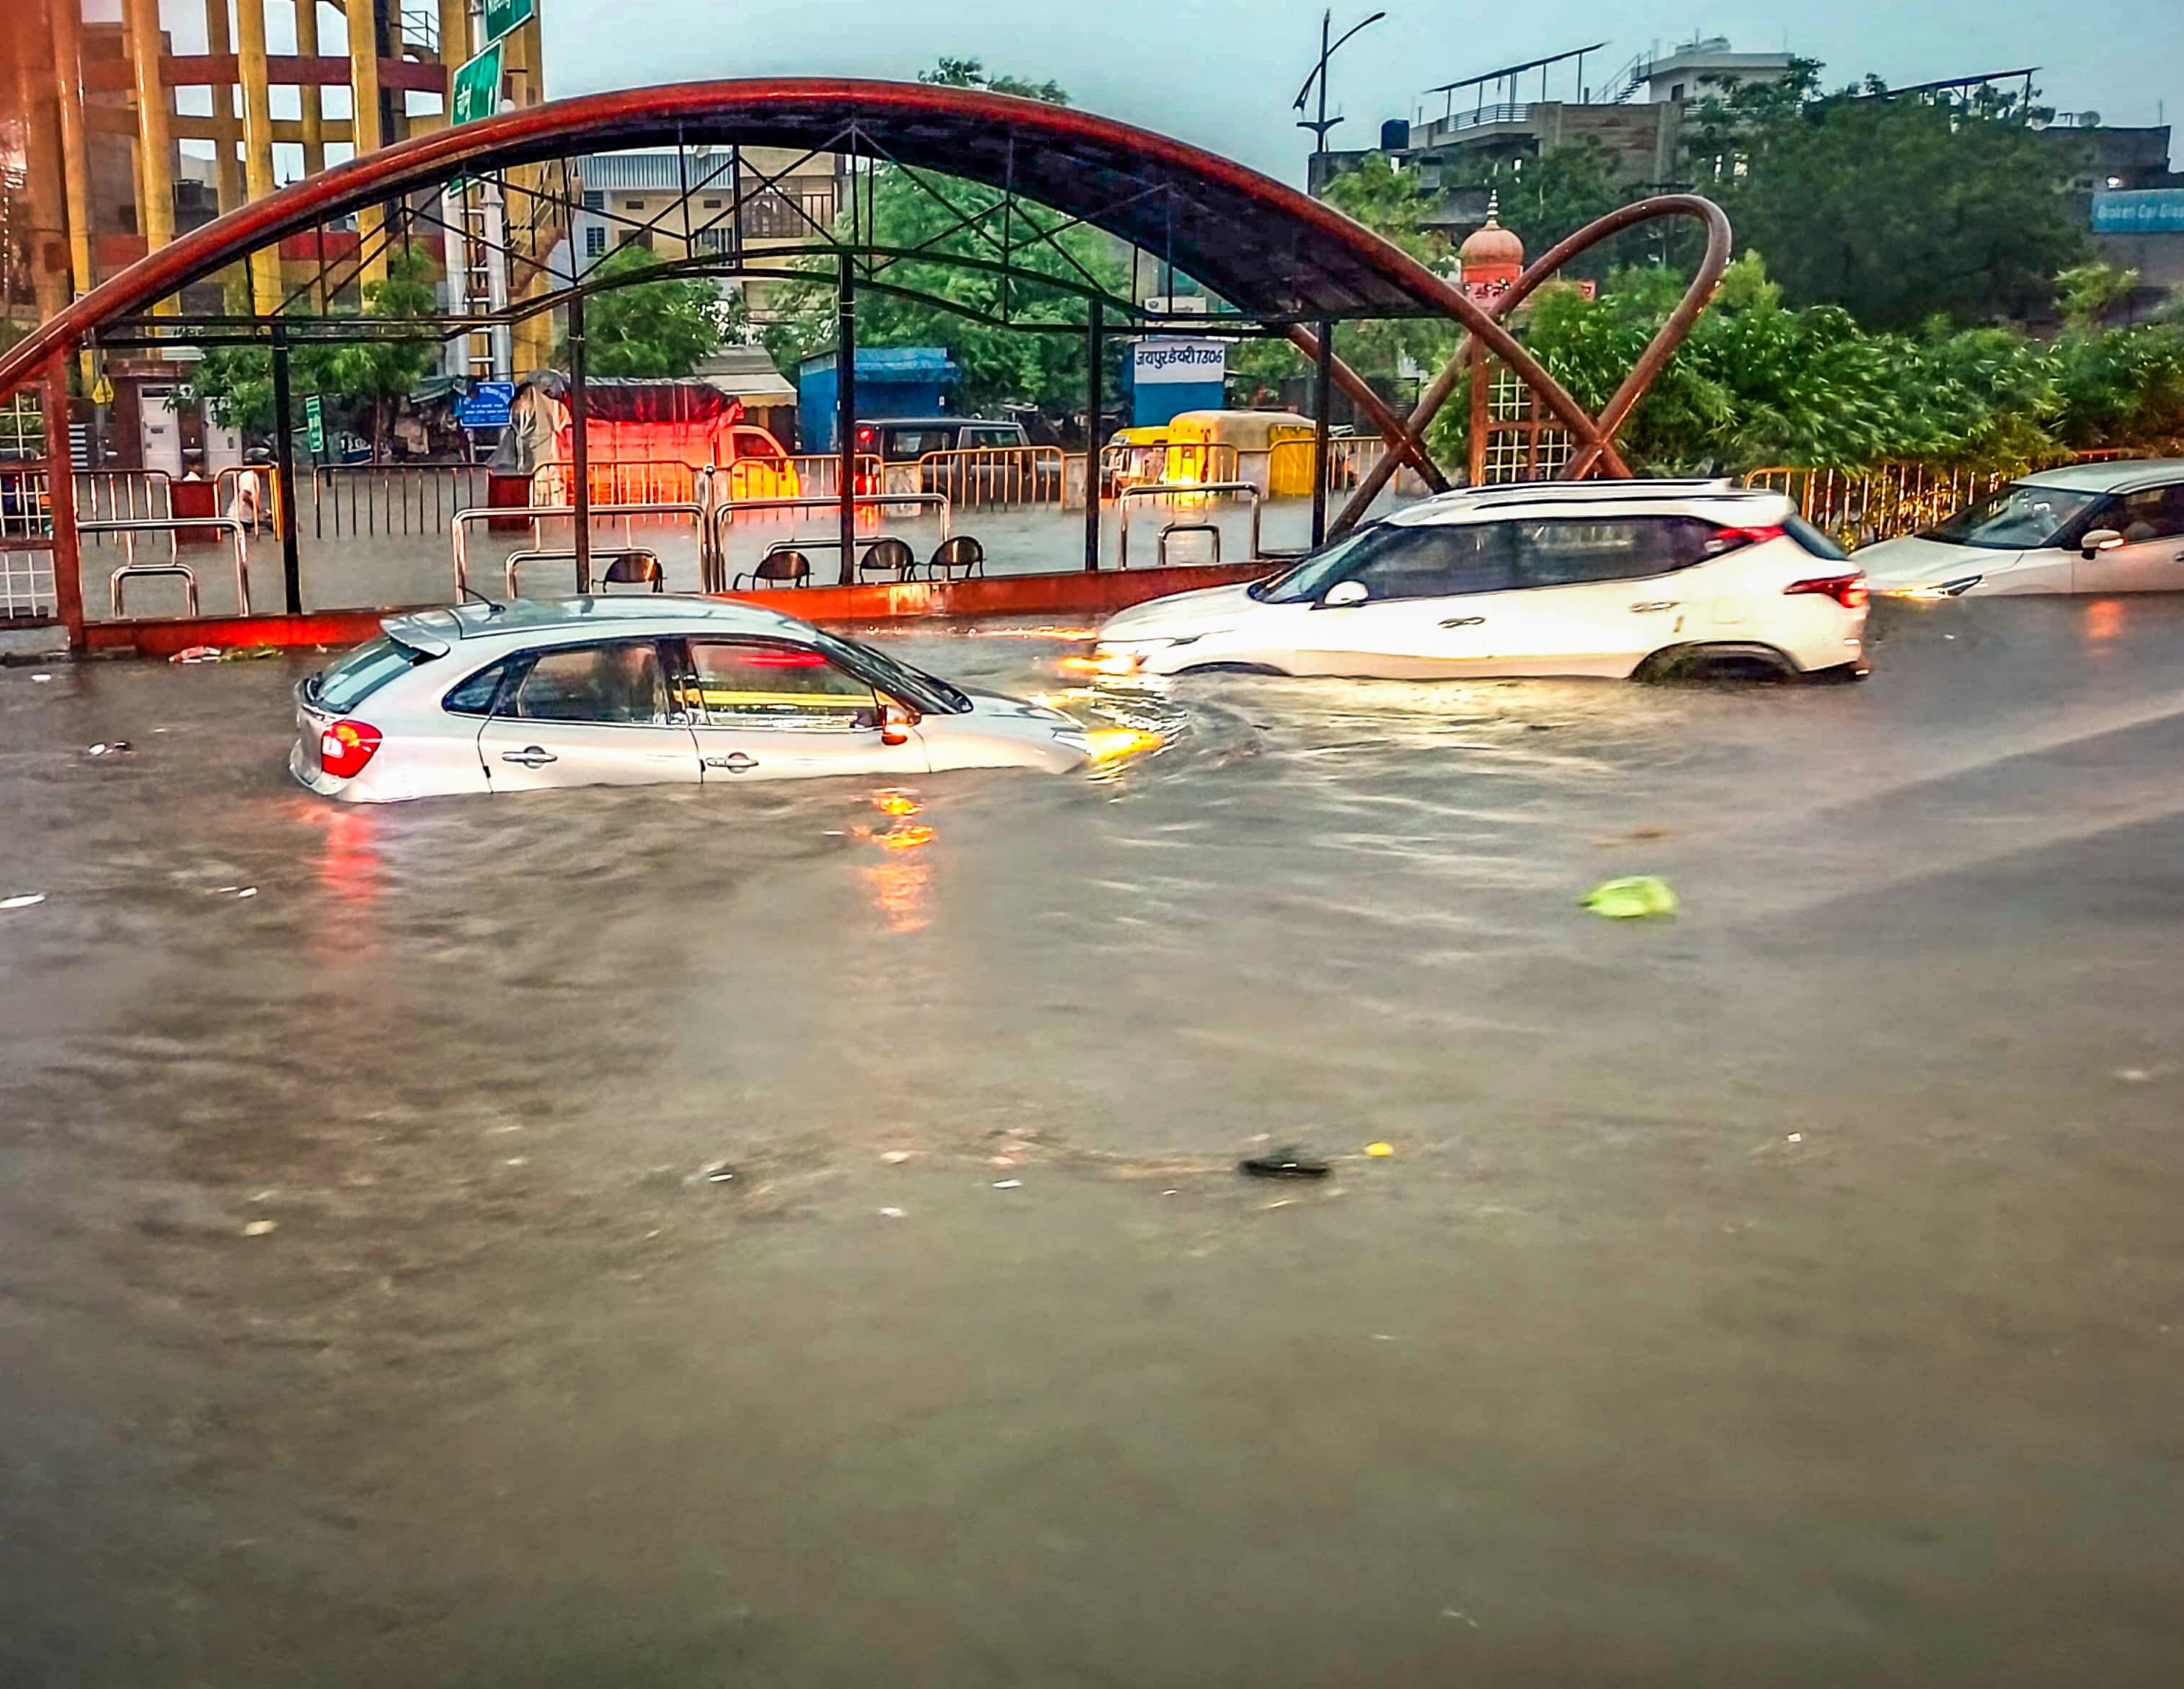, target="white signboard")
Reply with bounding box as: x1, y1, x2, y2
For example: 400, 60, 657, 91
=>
1133, 338, 1228, 386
